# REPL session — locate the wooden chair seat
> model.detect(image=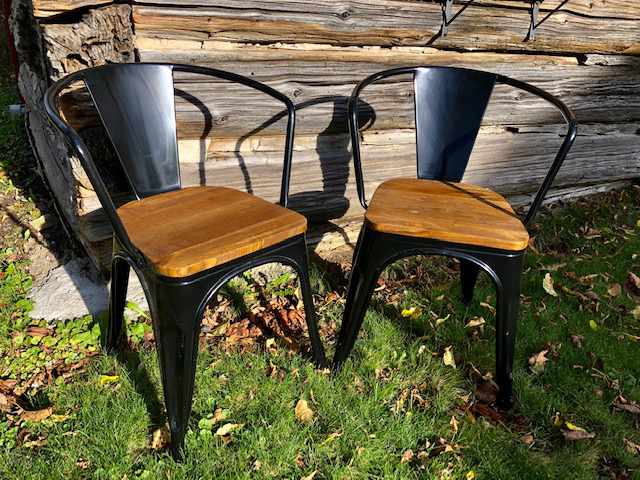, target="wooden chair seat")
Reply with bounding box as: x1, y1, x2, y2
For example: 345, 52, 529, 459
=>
365, 178, 529, 251
117, 186, 307, 278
